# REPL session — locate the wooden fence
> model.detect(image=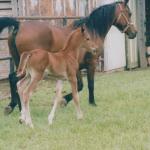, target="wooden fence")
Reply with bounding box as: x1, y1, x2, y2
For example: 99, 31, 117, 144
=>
0, 0, 104, 80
